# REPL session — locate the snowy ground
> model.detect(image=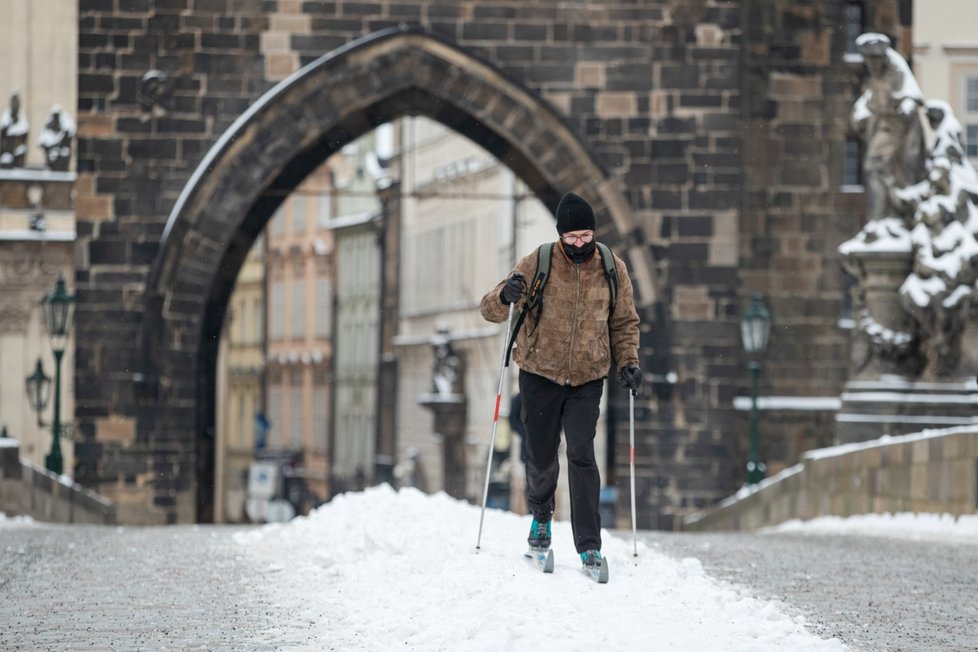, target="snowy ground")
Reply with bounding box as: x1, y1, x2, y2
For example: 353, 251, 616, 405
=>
4, 494, 977, 650
232, 485, 847, 651
766, 511, 978, 542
